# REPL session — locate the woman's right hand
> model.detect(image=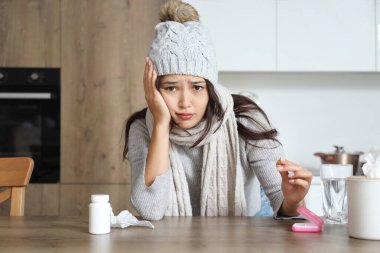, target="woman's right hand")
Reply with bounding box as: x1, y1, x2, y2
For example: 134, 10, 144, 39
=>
143, 58, 171, 187
143, 58, 171, 128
